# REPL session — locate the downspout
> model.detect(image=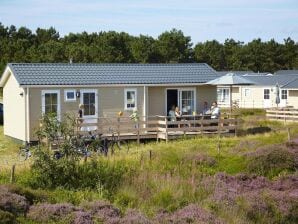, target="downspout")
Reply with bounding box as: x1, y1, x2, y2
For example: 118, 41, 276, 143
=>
24, 88, 27, 143
26, 87, 30, 142
143, 86, 147, 128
